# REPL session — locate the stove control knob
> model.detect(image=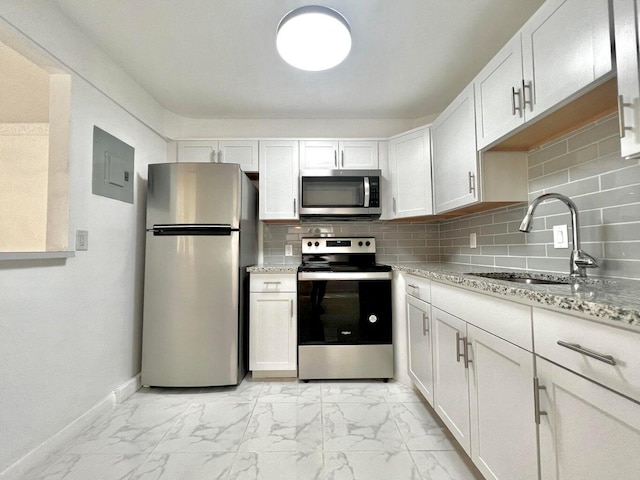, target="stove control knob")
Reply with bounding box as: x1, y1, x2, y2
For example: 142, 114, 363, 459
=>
314, 241, 320, 247
307, 241, 312, 247
365, 241, 371, 247
358, 241, 363, 247
368, 314, 378, 324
